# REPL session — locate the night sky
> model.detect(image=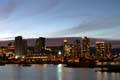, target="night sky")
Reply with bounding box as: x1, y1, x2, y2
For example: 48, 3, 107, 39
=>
0, 0, 120, 40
